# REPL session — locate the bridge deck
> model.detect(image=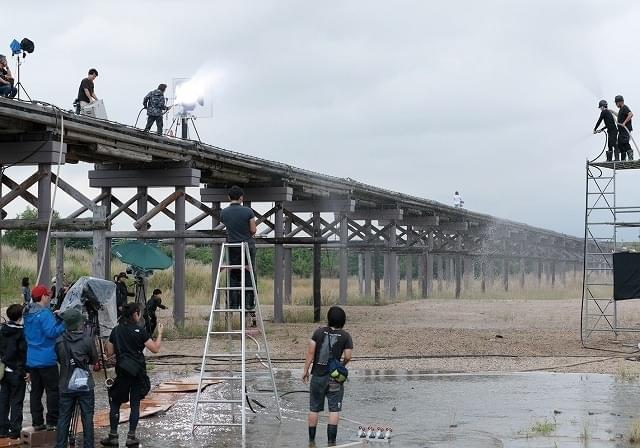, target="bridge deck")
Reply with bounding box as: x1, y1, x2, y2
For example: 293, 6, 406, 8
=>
0, 97, 578, 243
